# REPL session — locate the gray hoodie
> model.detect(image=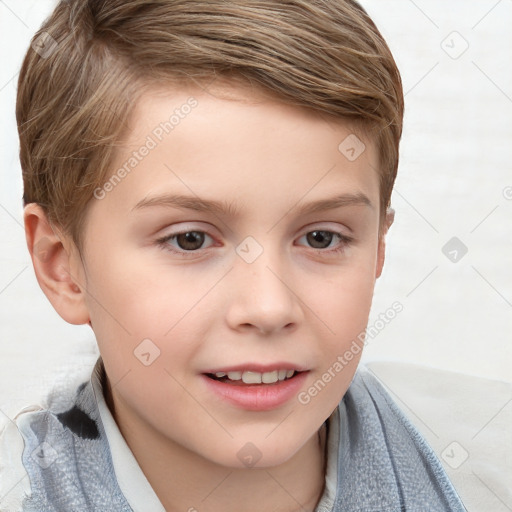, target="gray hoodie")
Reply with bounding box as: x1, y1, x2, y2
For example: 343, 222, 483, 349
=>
0, 358, 466, 511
